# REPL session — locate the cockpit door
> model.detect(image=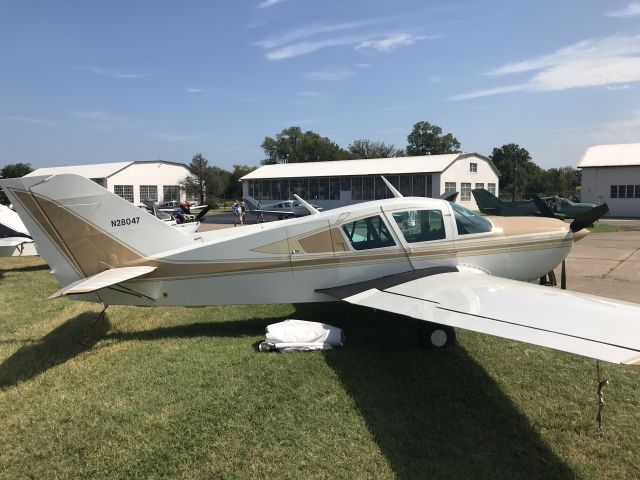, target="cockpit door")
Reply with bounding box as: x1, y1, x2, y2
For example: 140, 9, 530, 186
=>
382, 205, 457, 270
